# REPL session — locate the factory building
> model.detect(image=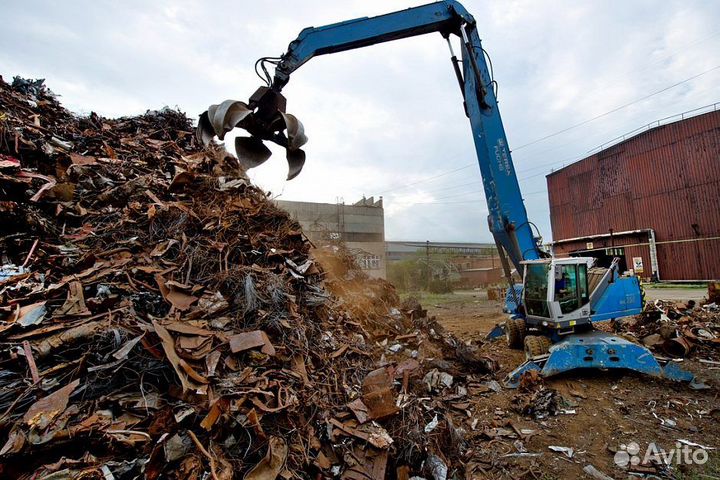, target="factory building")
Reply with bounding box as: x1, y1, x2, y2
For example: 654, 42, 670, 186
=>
275, 197, 386, 279
547, 106, 720, 281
